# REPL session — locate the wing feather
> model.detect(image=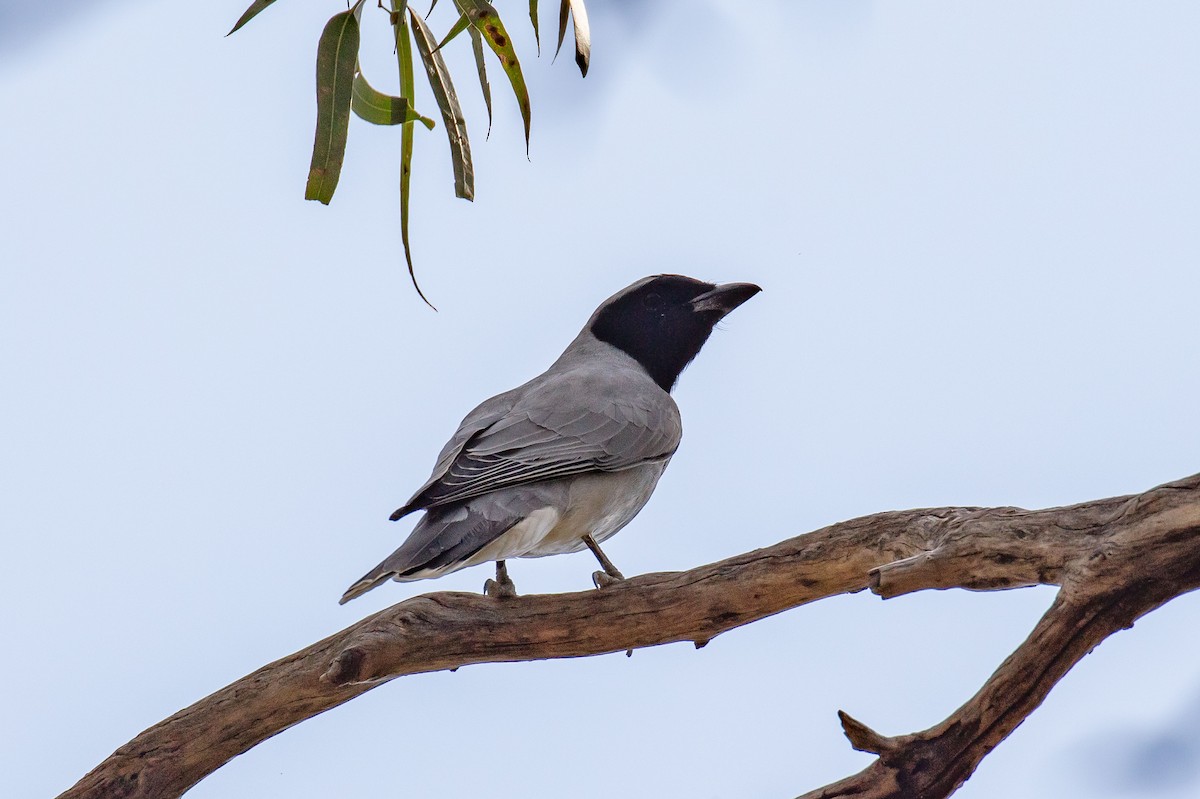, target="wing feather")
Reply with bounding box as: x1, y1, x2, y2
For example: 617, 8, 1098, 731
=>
393, 367, 680, 517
